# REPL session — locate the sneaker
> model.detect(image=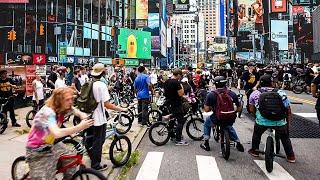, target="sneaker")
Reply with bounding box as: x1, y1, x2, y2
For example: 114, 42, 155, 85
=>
236, 142, 245, 152
93, 164, 108, 171
200, 143, 210, 151
248, 149, 259, 157
12, 123, 21, 127
175, 140, 189, 146
287, 154, 296, 163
